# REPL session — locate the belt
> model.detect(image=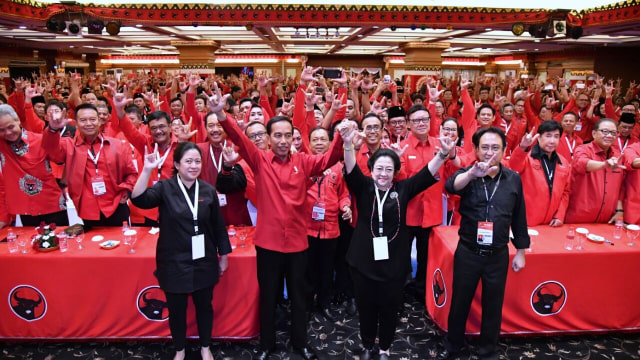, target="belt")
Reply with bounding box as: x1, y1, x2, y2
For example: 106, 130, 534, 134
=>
459, 241, 507, 257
